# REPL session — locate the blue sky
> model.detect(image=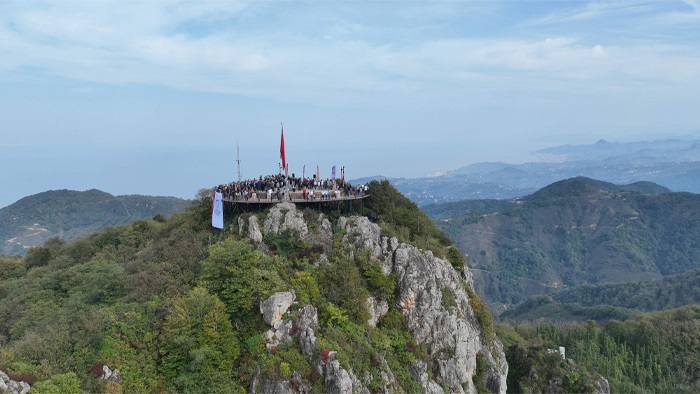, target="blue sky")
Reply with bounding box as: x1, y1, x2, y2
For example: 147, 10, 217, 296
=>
2, 0, 700, 207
